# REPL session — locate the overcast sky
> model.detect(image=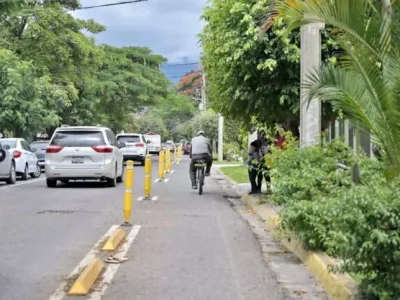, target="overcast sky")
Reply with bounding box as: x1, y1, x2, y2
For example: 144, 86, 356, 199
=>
73, 0, 206, 82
